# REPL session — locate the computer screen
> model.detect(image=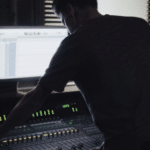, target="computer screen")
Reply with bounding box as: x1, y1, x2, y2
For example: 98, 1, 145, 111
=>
0, 27, 68, 81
